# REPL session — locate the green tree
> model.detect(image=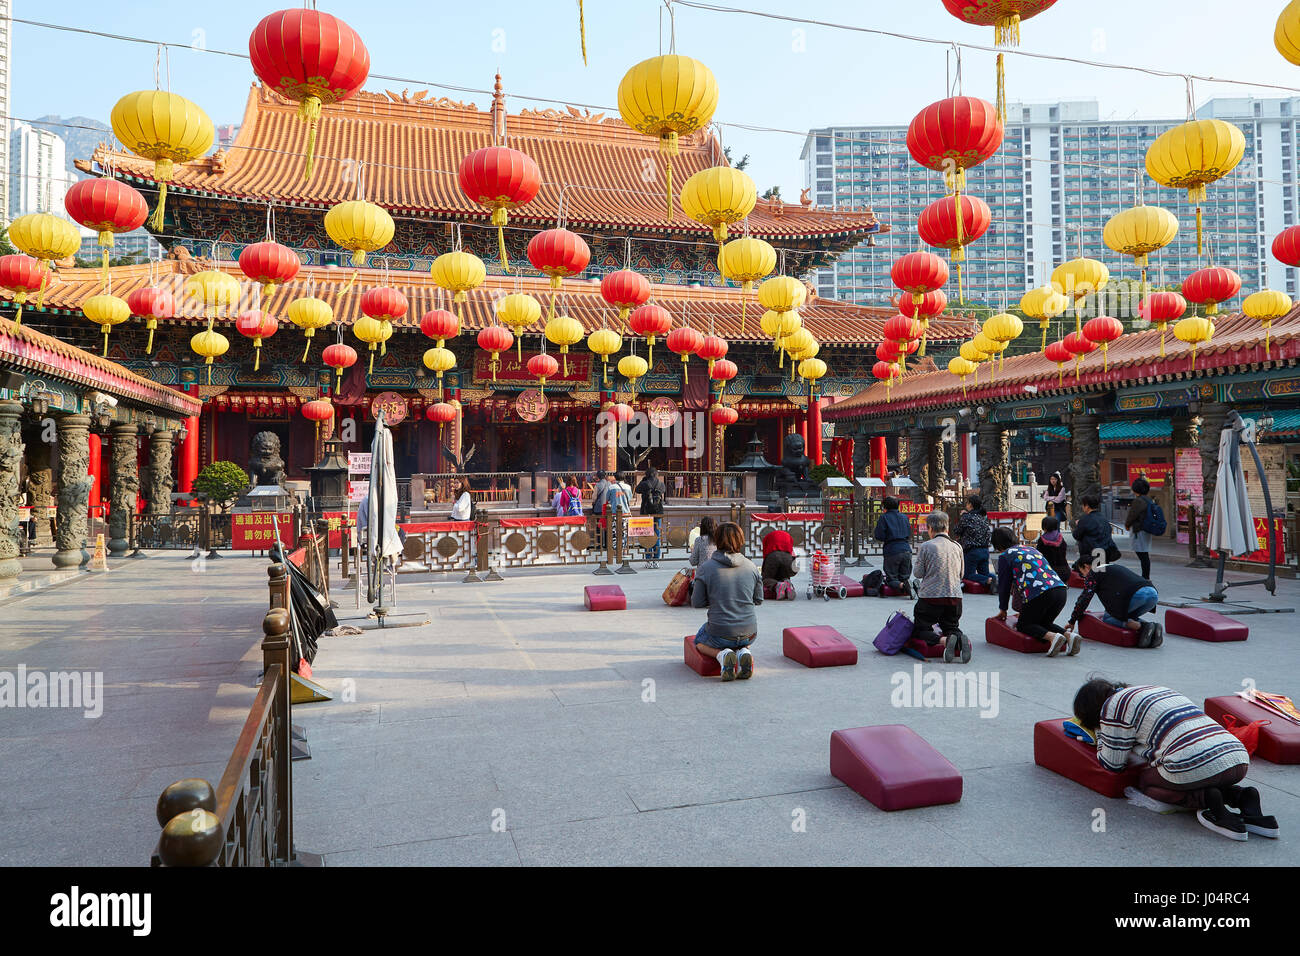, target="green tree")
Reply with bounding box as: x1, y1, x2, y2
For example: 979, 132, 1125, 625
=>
0, 228, 16, 257
762, 186, 782, 201
193, 461, 250, 510
723, 146, 750, 171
